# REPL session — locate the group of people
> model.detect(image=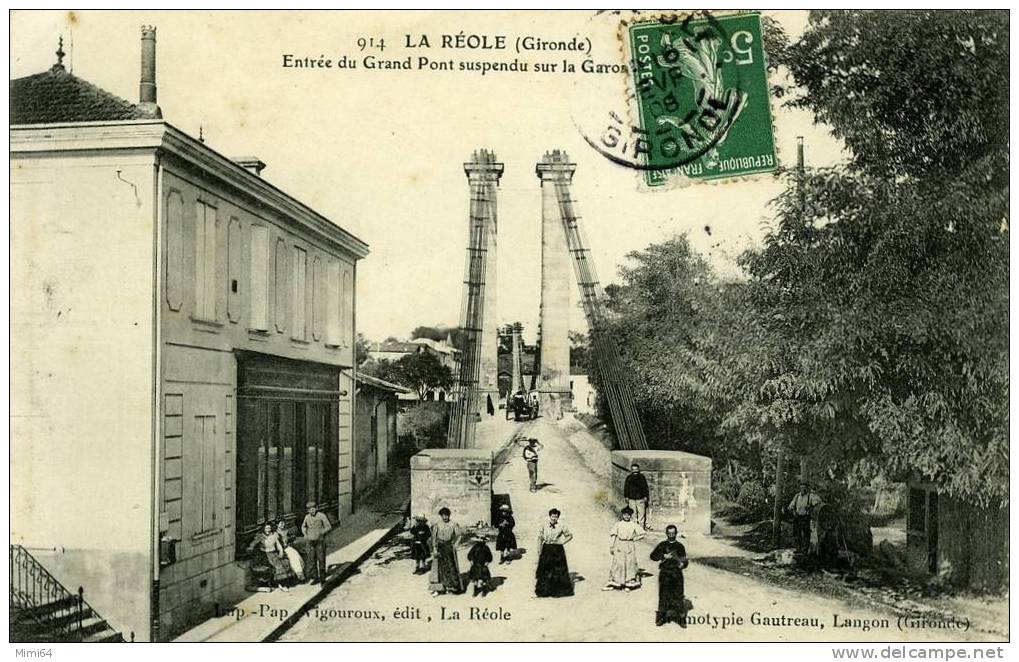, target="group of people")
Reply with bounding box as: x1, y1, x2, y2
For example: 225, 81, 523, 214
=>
407, 502, 518, 598
406, 442, 689, 626
246, 501, 334, 592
